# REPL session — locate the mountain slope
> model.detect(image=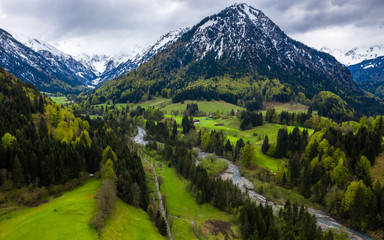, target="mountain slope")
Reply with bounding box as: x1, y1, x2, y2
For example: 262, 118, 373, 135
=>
23, 38, 97, 86
1, 27, 190, 92
92, 3, 384, 116
97, 27, 189, 85
0, 28, 90, 93
348, 56, 384, 97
